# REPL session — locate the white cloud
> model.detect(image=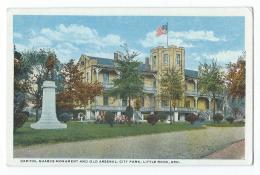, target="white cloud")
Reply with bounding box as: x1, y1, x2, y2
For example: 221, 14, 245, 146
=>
40, 24, 124, 47
28, 36, 52, 47
172, 30, 223, 42
194, 50, 243, 63
140, 30, 224, 48
54, 42, 80, 61
15, 24, 126, 62
140, 31, 193, 48
204, 50, 243, 63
